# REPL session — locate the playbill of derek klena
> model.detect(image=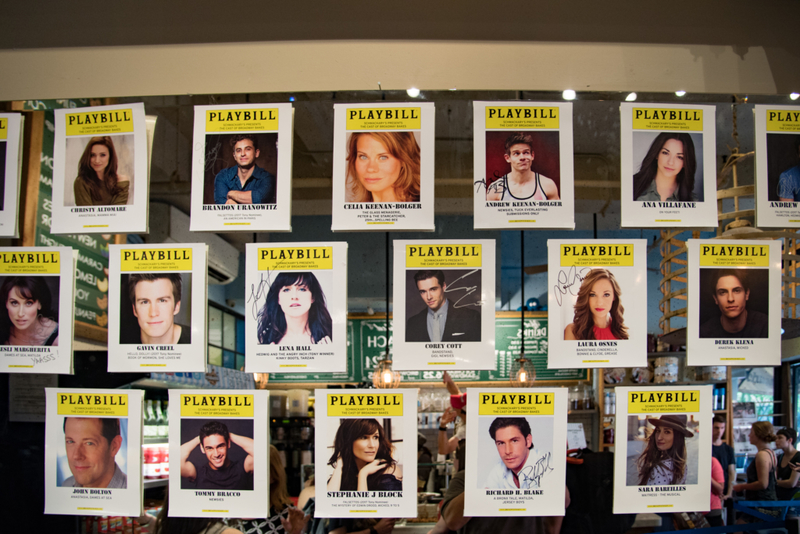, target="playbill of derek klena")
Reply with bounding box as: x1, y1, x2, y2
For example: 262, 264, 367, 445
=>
464, 388, 567, 517
190, 103, 293, 232
314, 389, 417, 518
51, 103, 150, 234
754, 105, 800, 228
0, 113, 23, 238
45, 388, 144, 517
107, 243, 207, 373
168, 390, 269, 518
612, 386, 711, 514
0, 247, 75, 374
